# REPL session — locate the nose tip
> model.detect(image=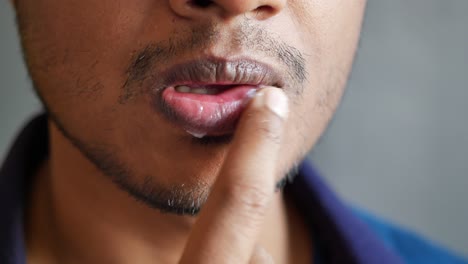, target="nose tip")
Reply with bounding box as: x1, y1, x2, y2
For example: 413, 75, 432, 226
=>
169, 0, 286, 21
